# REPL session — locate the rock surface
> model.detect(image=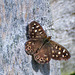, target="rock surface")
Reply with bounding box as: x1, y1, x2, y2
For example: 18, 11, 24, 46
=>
50, 0, 75, 75
0, 0, 74, 75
